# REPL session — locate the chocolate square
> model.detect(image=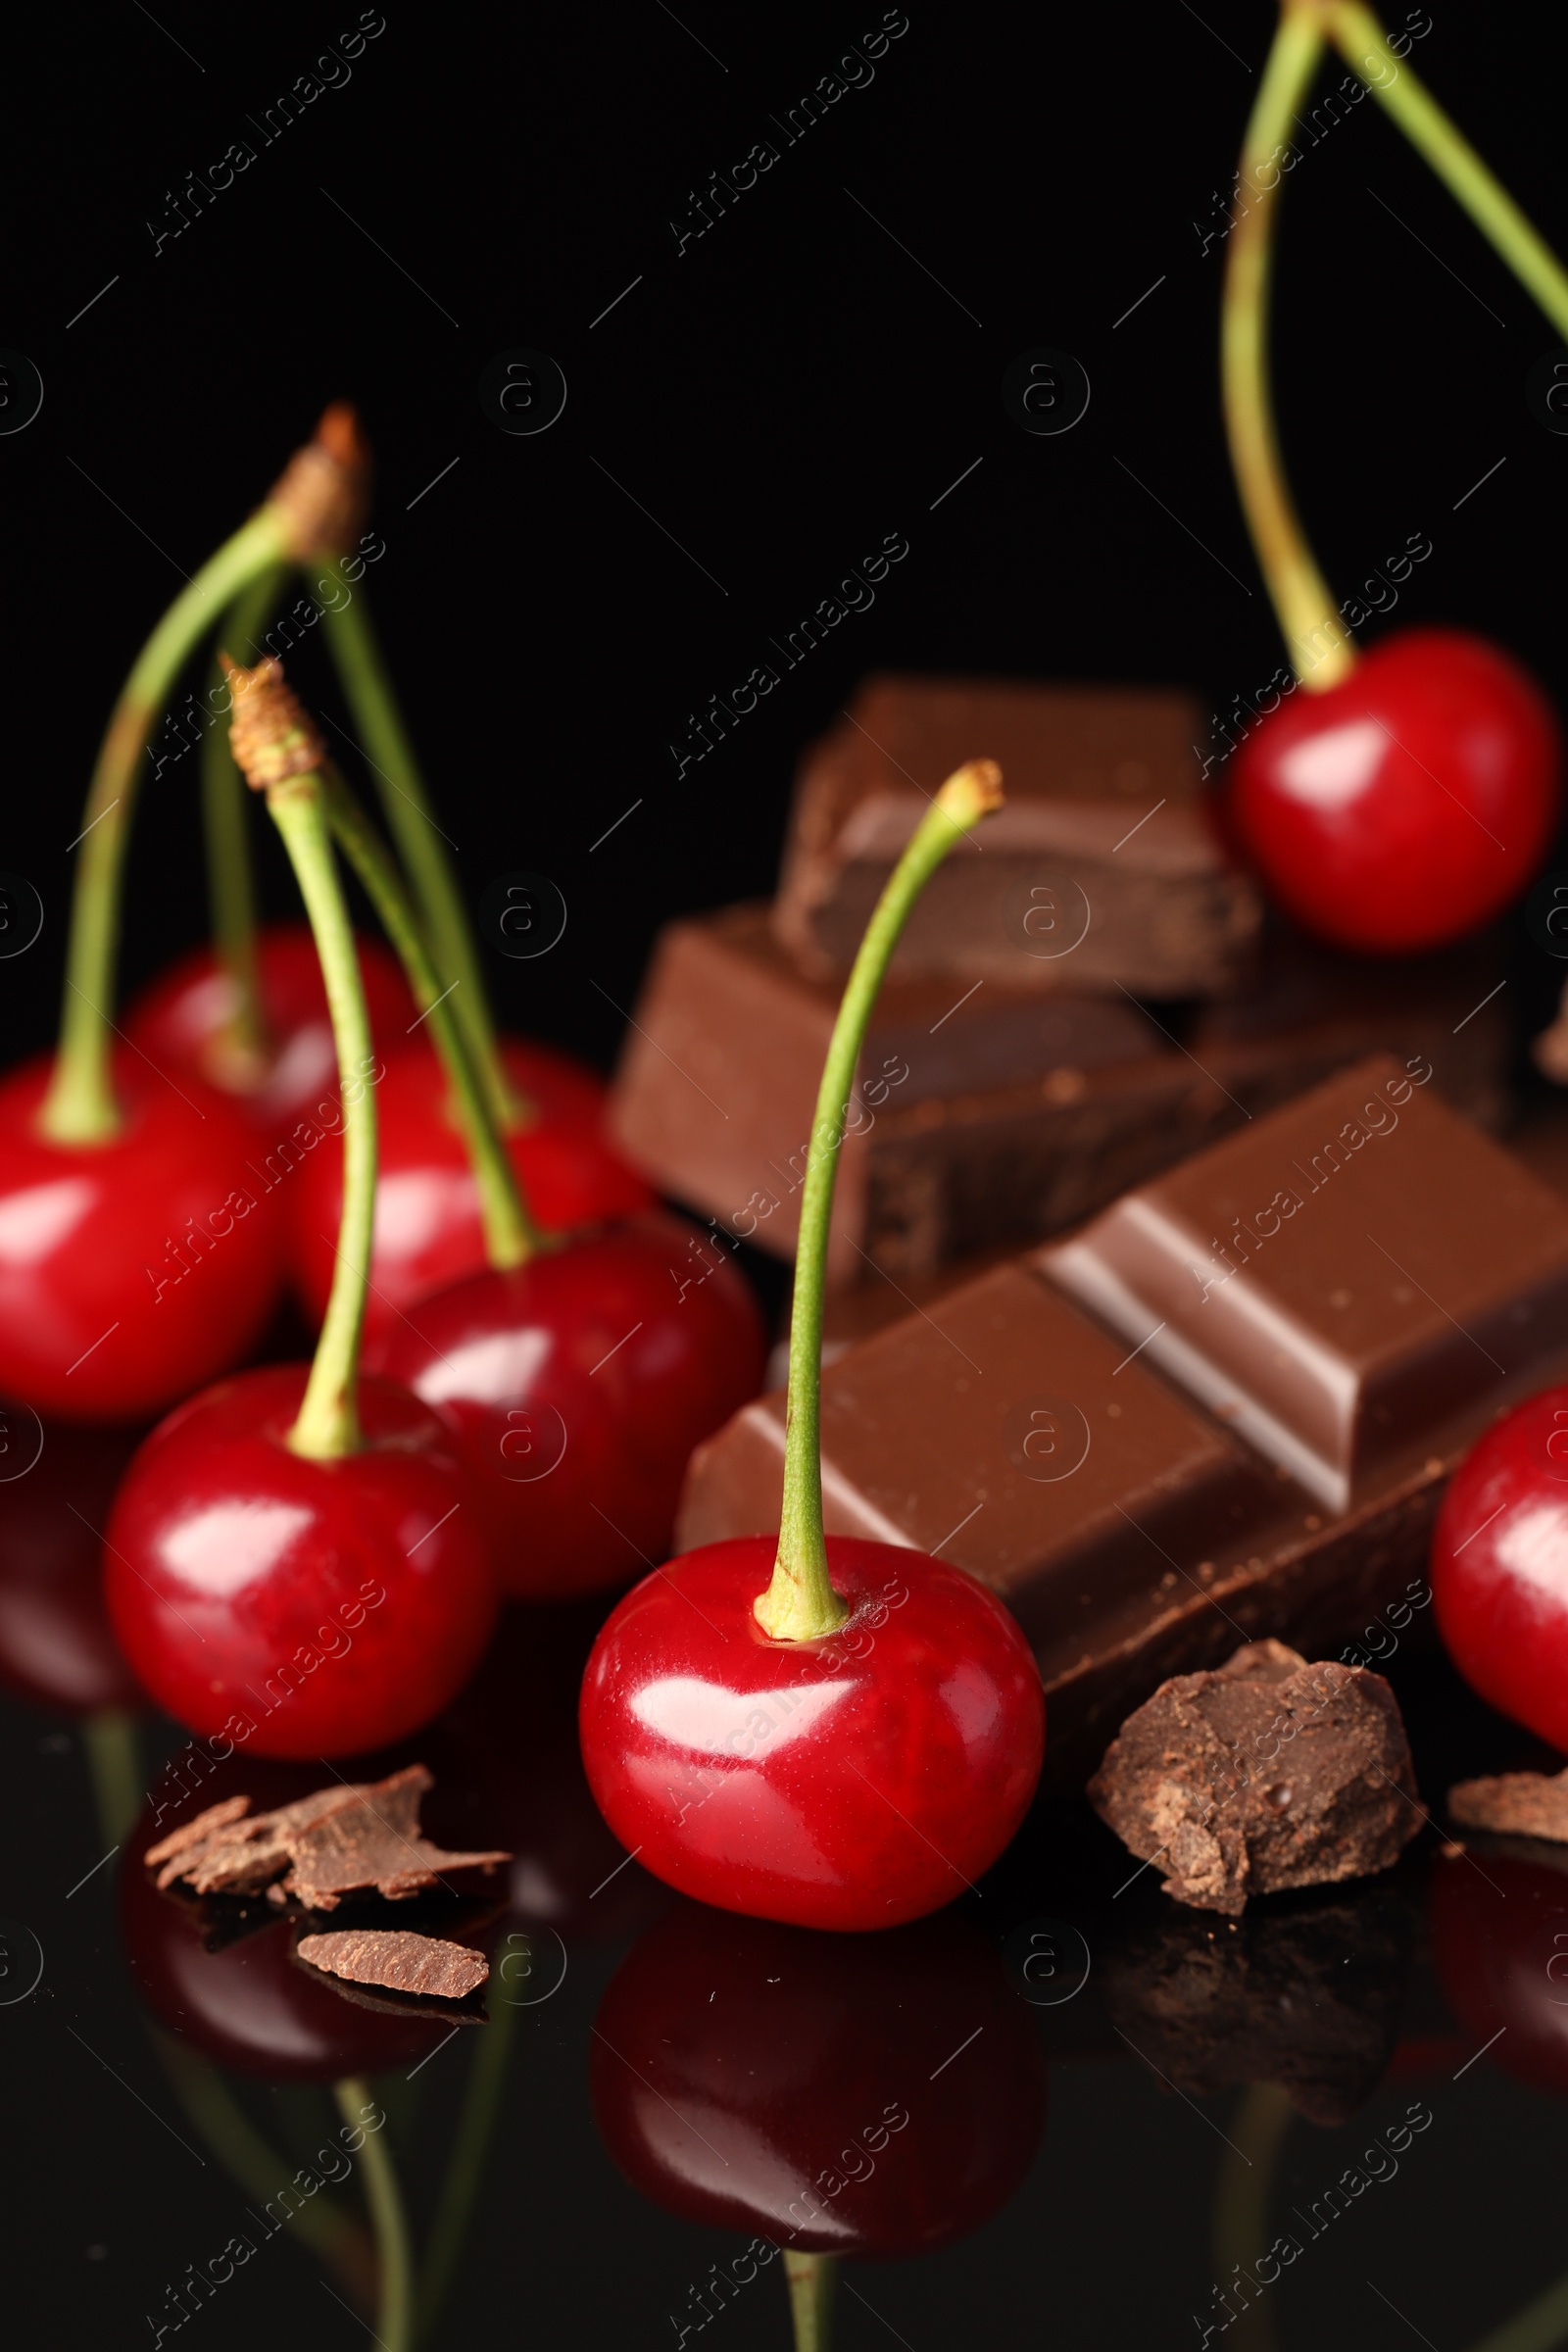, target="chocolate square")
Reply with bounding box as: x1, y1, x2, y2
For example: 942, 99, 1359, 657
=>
772, 673, 1260, 995
1043, 1055, 1568, 1511
677, 1261, 1280, 1648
